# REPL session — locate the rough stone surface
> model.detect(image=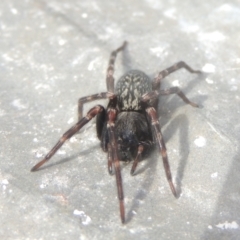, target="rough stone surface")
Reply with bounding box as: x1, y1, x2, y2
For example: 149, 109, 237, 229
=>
1, 0, 240, 239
